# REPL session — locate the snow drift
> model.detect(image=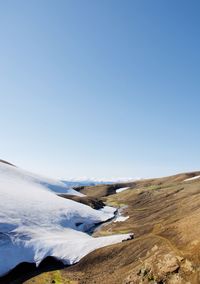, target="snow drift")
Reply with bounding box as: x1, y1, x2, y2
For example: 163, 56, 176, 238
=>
0, 162, 131, 276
